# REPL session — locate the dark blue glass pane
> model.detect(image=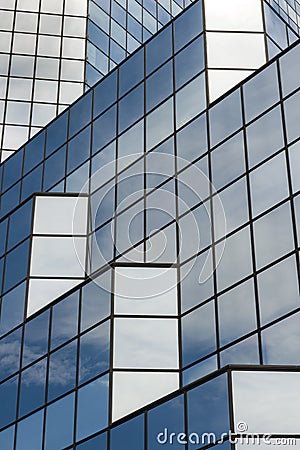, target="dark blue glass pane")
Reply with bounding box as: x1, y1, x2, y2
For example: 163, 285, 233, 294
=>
174, 1, 203, 52
21, 164, 43, 201
48, 340, 77, 401
0, 218, 8, 257
88, 21, 109, 54
148, 396, 184, 450
0, 425, 14, 450
43, 146, 66, 191
120, 48, 144, 97
77, 433, 107, 450
67, 126, 91, 173
119, 83, 144, 133
51, 291, 79, 349
94, 70, 118, 118
0, 327, 22, 381
2, 149, 23, 192
69, 91, 92, 138
4, 239, 30, 292
86, 62, 103, 88
146, 61, 173, 112
19, 358, 47, 417
0, 182, 21, 217
0, 282, 26, 335
7, 199, 32, 250
92, 106, 117, 154
23, 130, 45, 175
46, 111, 68, 156
79, 320, 110, 383
81, 274, 111, 331
111, 415, 144, 450
146, 24, 172, 75
45, 393, 75, 450
187, 374, 229, 448
15, 410, 44, 450
76, 374, 109, 441
22, 310, 49, 366
0, 376, 18, 428
210, 89, 242, 147
175, 36, 204, 90
176, 114, 207, 168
